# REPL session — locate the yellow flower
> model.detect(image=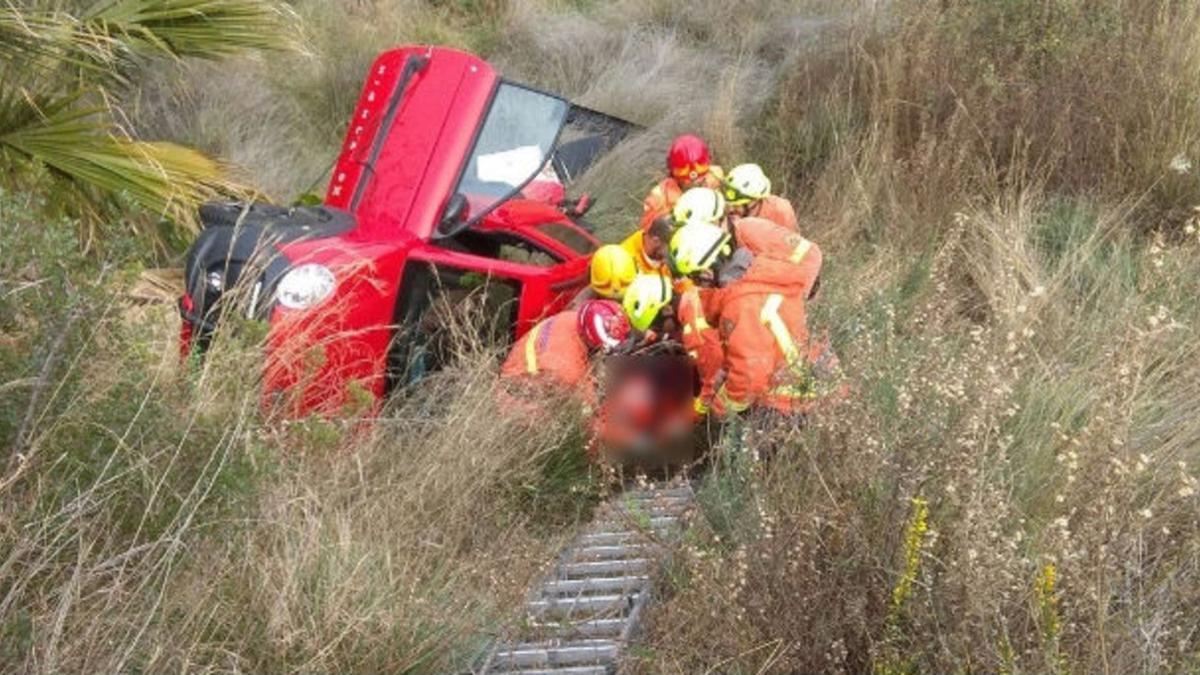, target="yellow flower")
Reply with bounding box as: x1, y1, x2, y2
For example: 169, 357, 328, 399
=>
890, 497, 929, 614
